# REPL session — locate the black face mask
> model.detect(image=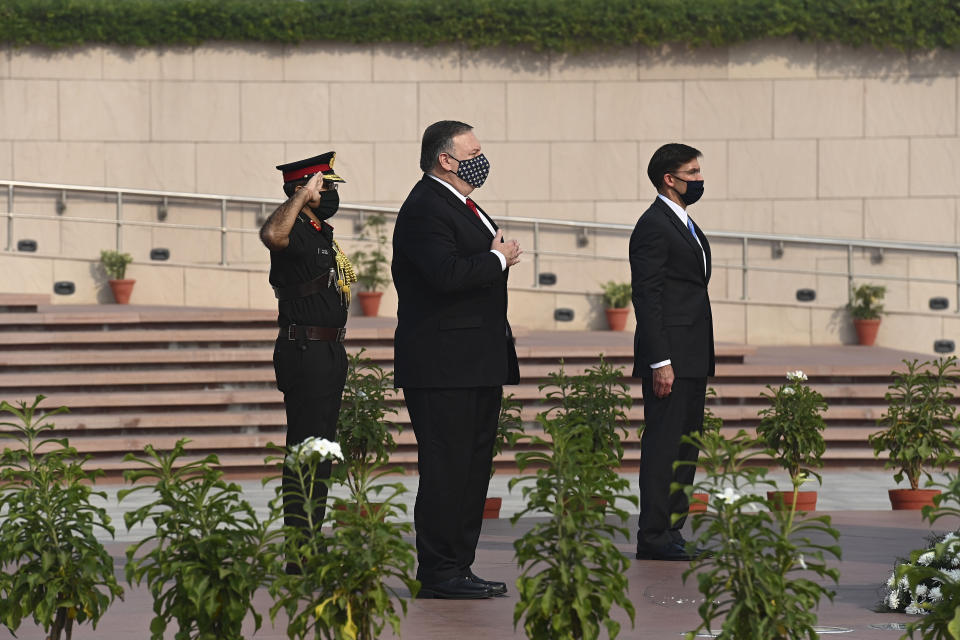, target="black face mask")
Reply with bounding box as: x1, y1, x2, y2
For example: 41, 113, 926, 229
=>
670, 175, 704, 206
309, 189, 339, 220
